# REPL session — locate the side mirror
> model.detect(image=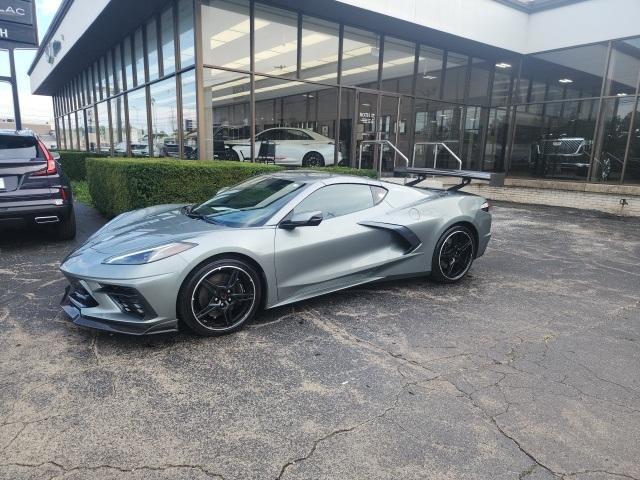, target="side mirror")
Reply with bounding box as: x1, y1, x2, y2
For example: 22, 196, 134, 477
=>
51, 152, 61, 161
279, 211, 323, 230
